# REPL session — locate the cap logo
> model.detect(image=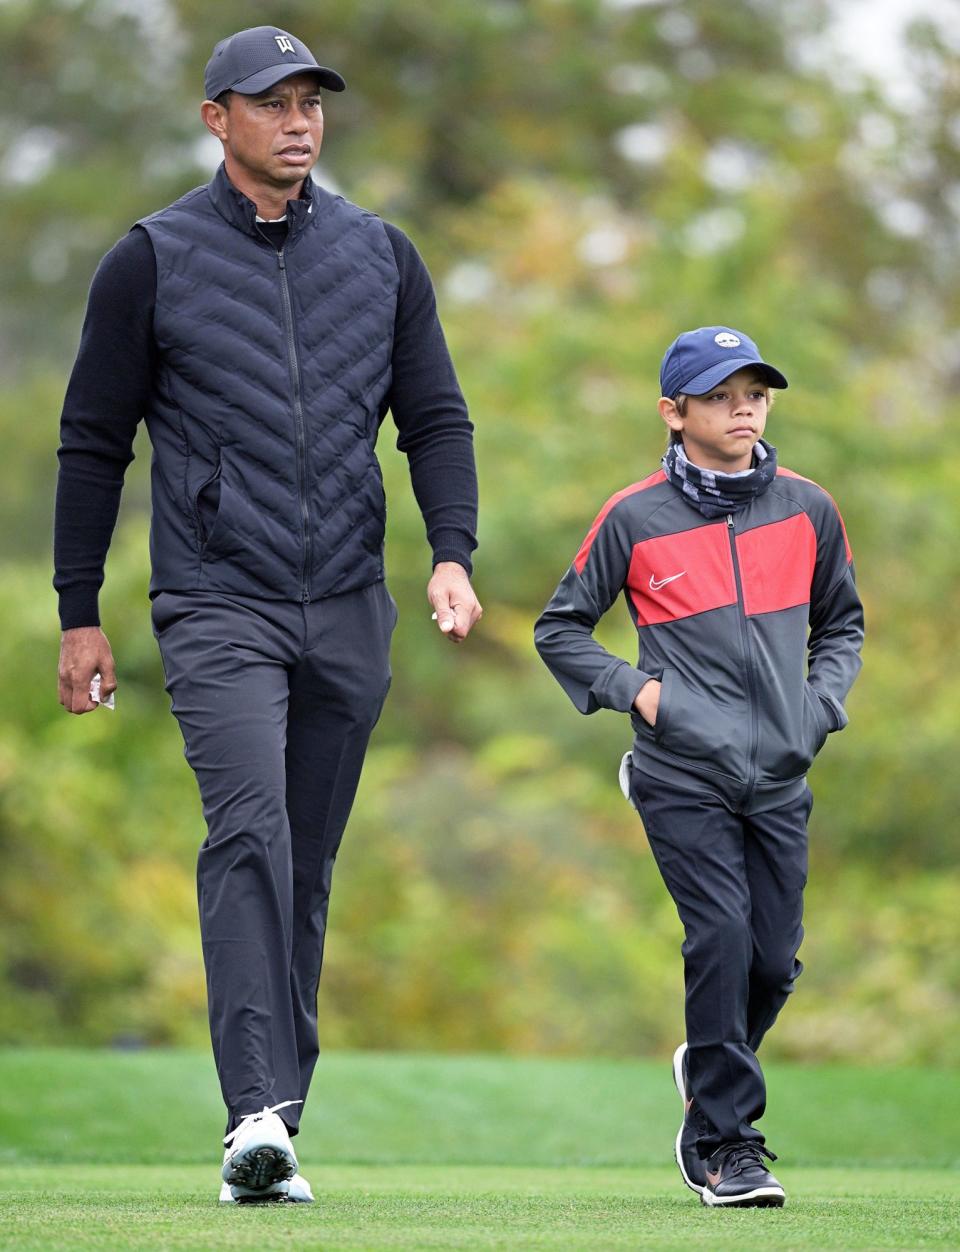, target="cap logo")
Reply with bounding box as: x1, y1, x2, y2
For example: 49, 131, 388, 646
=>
274, 34, 295, 54
714, 332, 741, 348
